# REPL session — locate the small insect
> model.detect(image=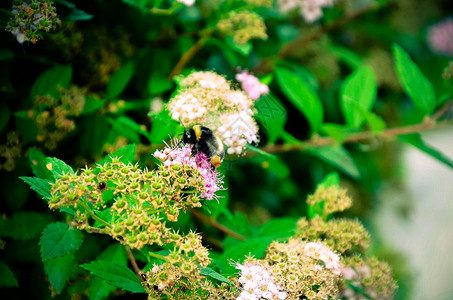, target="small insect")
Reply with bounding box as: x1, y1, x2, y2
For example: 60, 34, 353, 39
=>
182, 125, 224, 168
